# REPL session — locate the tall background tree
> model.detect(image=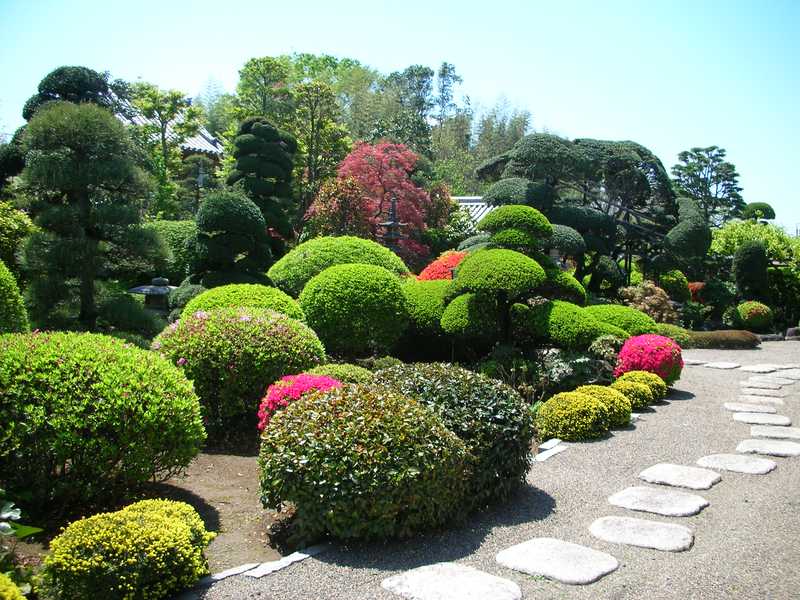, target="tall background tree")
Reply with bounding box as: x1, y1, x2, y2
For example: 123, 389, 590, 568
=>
671, 146, 744, 226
